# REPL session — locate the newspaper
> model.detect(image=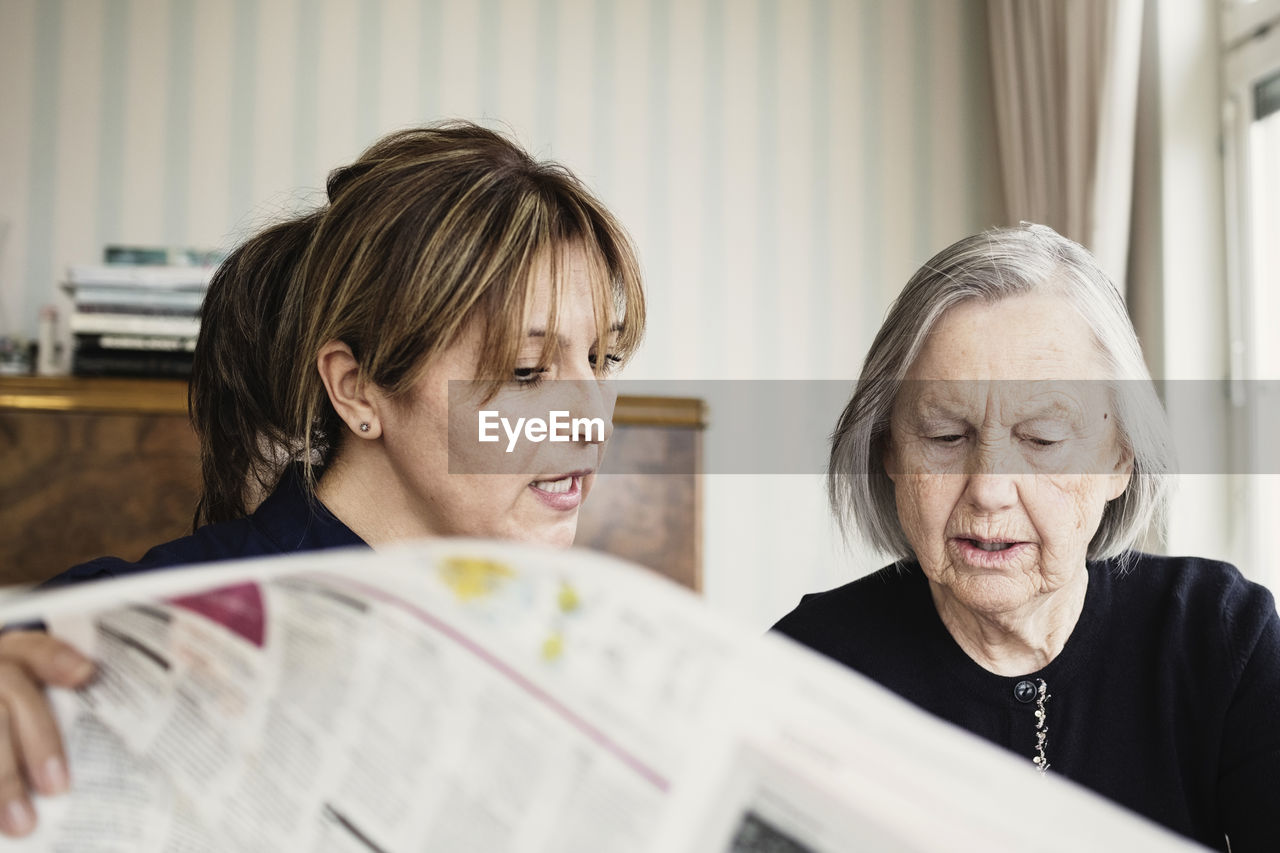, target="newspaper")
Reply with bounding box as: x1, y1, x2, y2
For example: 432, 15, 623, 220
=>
0, 541, 1201, 852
